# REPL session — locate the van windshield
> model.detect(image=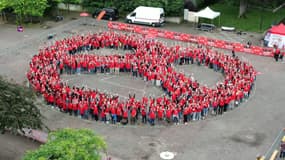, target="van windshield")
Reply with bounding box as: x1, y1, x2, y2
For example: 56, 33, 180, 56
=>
130, 12, 136, 17
160, 13, 165, 18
